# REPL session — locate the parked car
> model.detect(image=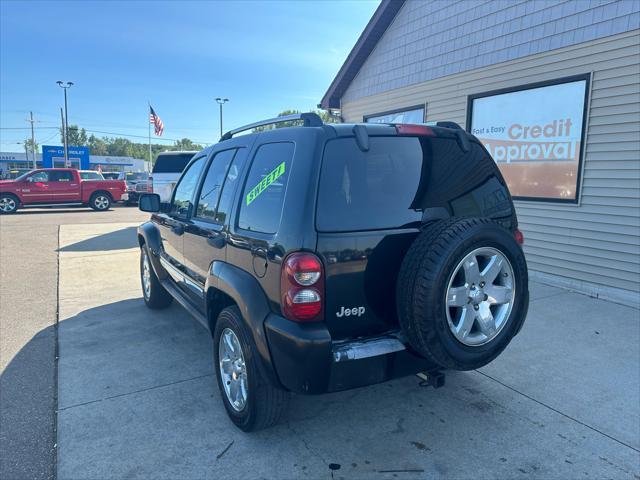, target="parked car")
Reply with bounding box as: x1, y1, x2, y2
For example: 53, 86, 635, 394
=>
137, 113, 529, 431
119, 171, 151, 205
78, 170, 105, 180
150, 151, 197, 202
2, 168, 32, 180
0, 168, 127, 213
